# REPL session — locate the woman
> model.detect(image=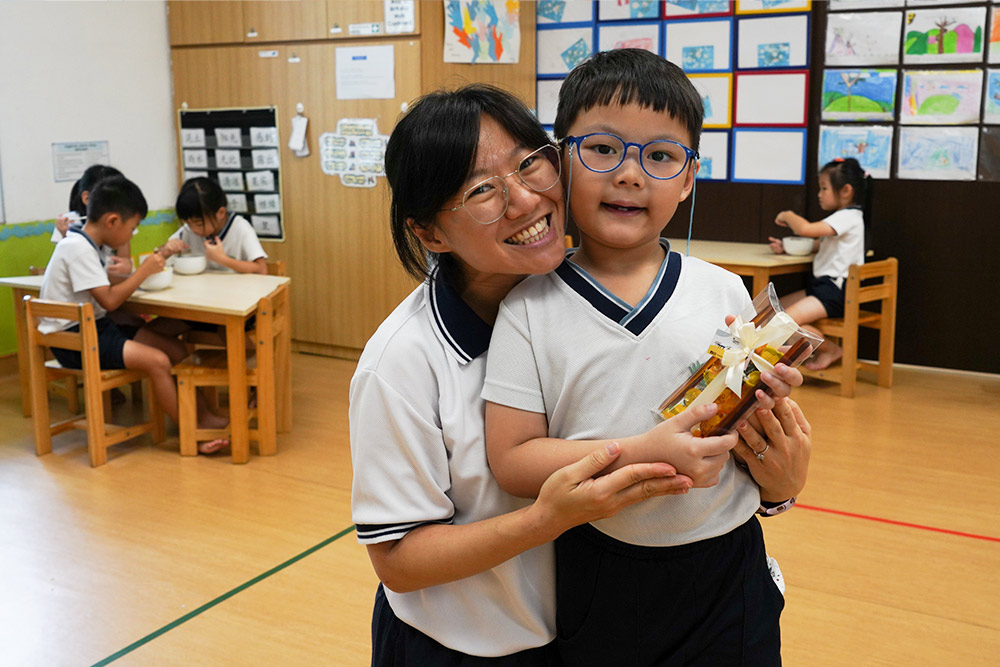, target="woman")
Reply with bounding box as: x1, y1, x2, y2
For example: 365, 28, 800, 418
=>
349, 84, 810, 665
